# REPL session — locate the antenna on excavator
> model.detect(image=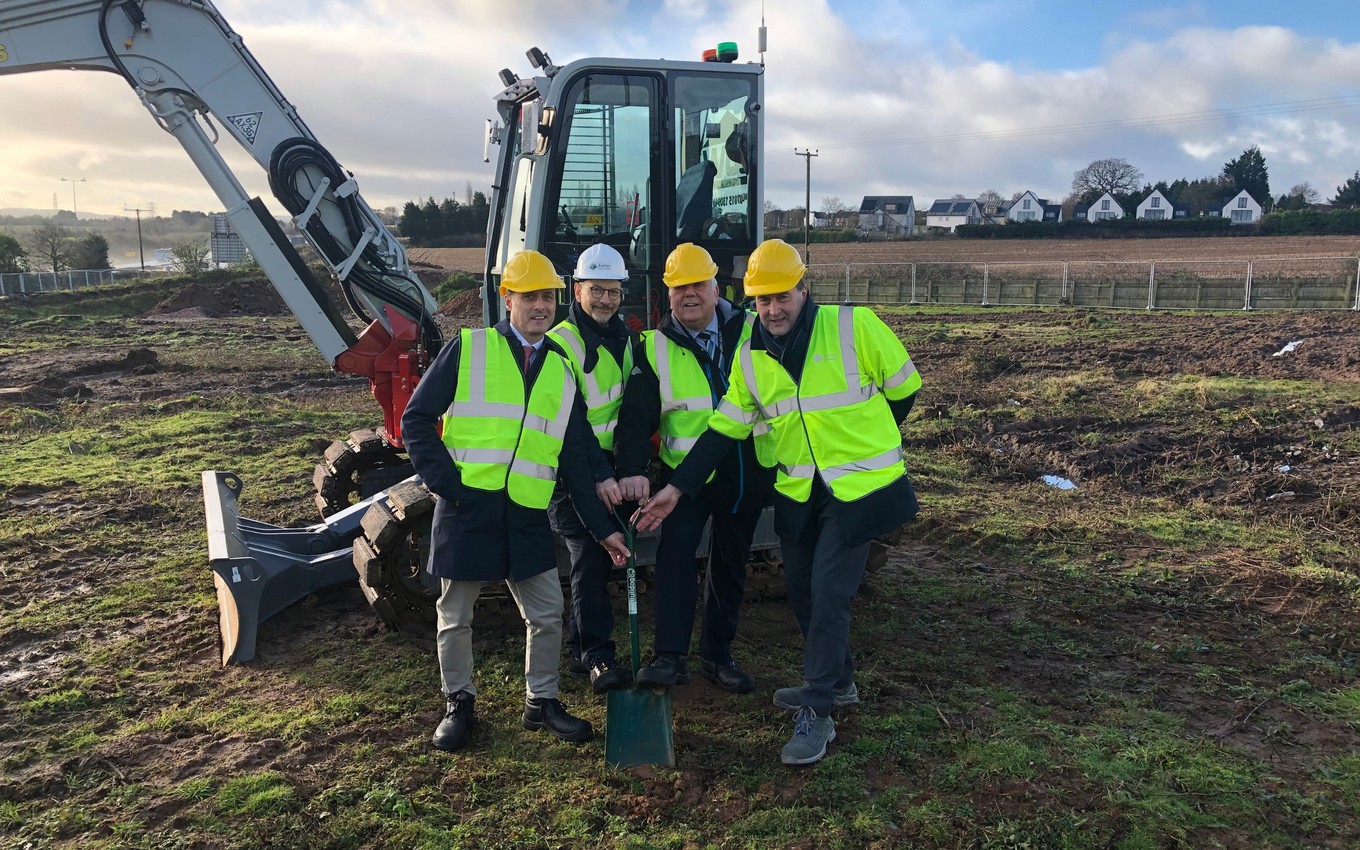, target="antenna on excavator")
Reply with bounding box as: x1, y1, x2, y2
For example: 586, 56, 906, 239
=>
758, 1, 767, 67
